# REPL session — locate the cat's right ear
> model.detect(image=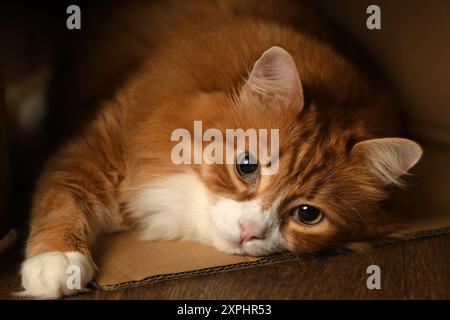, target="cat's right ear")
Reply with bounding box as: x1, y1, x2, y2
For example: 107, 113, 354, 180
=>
240, 46, 304, 112
351, 137, 423, 185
